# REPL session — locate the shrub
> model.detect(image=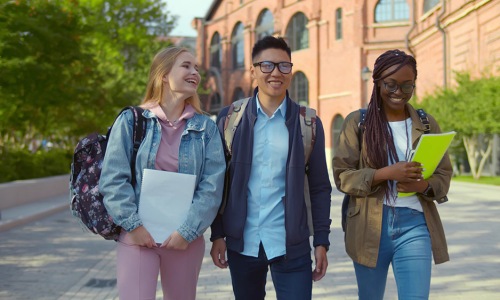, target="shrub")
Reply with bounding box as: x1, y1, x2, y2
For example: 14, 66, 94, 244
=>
0, 147, 71, 183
